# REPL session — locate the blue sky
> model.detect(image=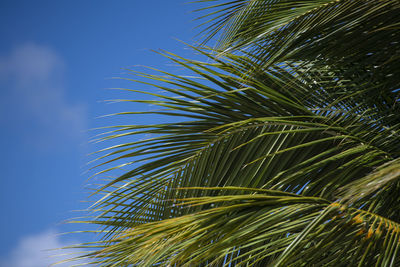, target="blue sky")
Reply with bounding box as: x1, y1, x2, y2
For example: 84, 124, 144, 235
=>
0, 1, 205, 265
